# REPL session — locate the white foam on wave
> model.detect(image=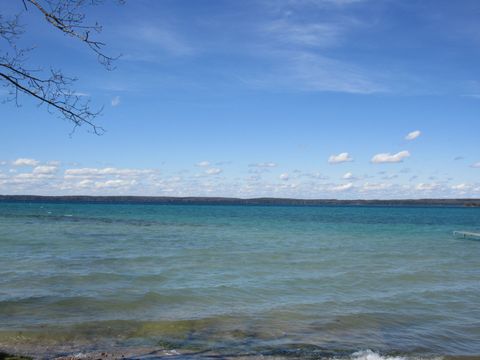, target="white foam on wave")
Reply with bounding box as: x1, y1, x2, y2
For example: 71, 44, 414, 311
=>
70, 353, 87, 359
350, 350, 441, 360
